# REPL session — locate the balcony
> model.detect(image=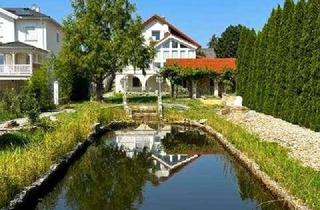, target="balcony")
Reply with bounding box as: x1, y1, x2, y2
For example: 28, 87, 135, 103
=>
0, 41, 48, 80
0, 64, 32, 77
